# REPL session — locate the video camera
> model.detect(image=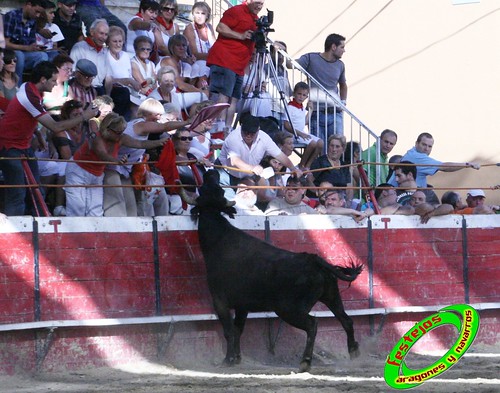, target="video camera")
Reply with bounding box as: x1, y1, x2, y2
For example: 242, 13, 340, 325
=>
252, 9, 274, 52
